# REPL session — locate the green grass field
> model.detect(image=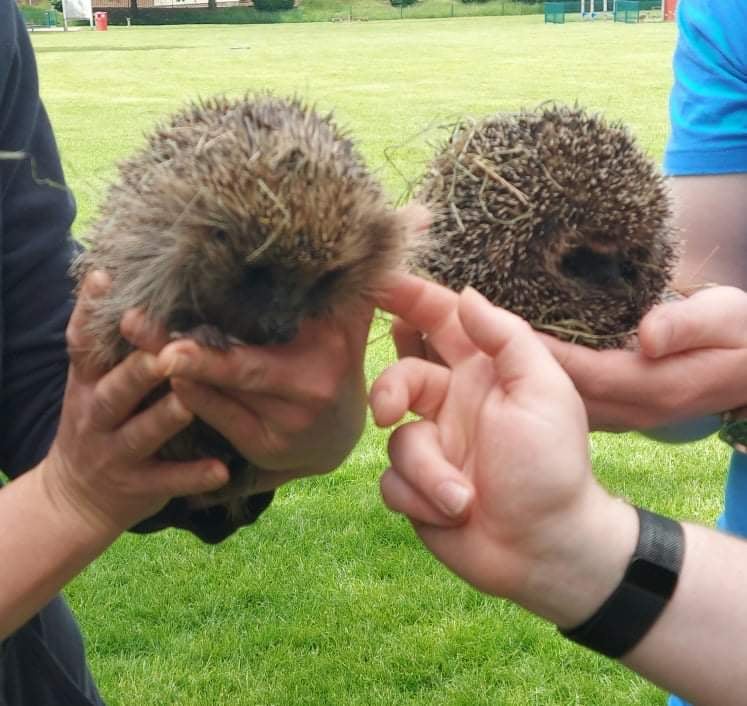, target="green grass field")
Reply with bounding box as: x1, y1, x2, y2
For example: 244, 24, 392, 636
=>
31, 15, 729, 705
